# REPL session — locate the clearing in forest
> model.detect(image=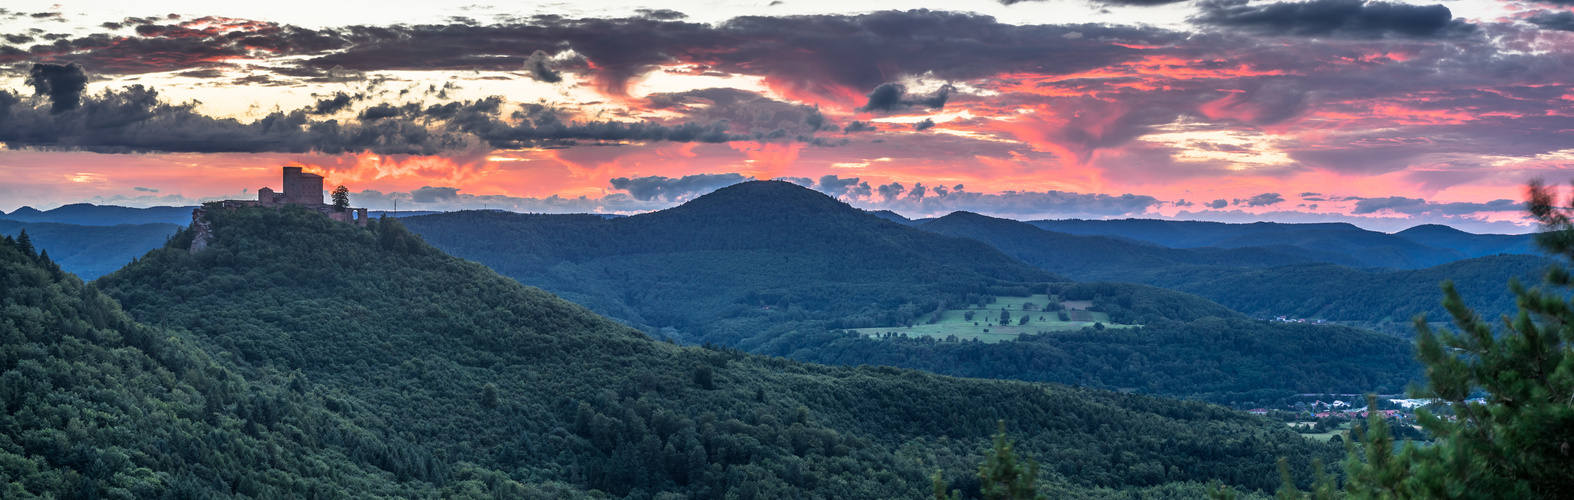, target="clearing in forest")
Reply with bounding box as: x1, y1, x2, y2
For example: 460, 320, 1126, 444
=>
850, 294, 1135, 343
